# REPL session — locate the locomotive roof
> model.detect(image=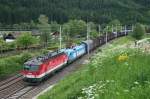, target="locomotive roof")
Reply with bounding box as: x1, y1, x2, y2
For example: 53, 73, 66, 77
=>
24, 50, 64, 66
